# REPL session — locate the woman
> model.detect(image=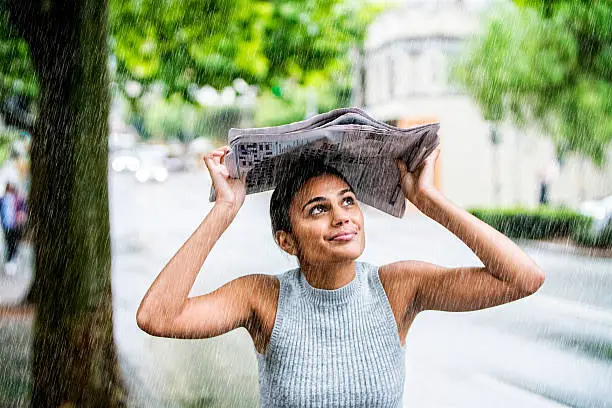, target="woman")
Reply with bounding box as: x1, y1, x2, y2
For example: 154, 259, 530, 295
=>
137, 145, 545, 407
